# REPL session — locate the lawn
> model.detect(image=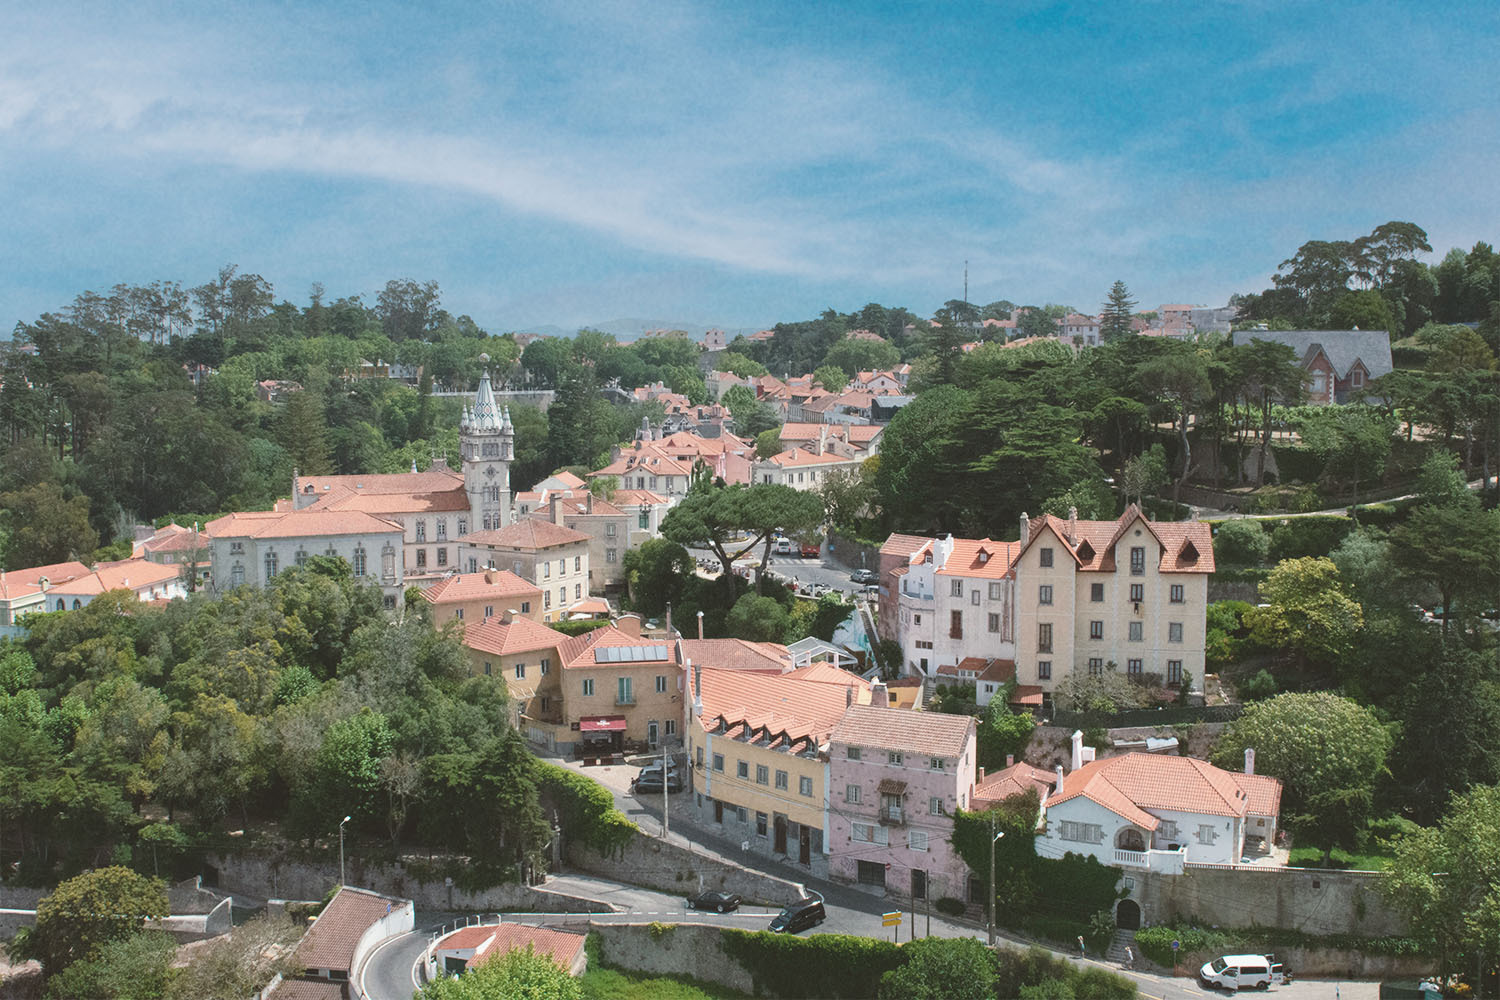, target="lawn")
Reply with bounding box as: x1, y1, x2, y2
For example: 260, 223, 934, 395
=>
580, 966, 747, 1000
1287, 845, 1393, 871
